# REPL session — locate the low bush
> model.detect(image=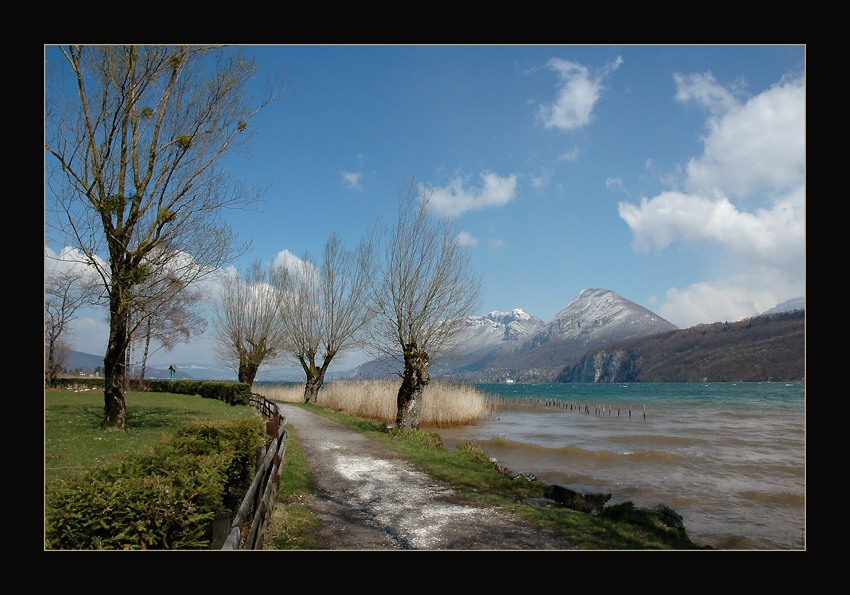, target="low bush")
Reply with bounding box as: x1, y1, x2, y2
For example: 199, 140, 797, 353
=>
147, 380, 252, 406
45, 417, 267, 550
